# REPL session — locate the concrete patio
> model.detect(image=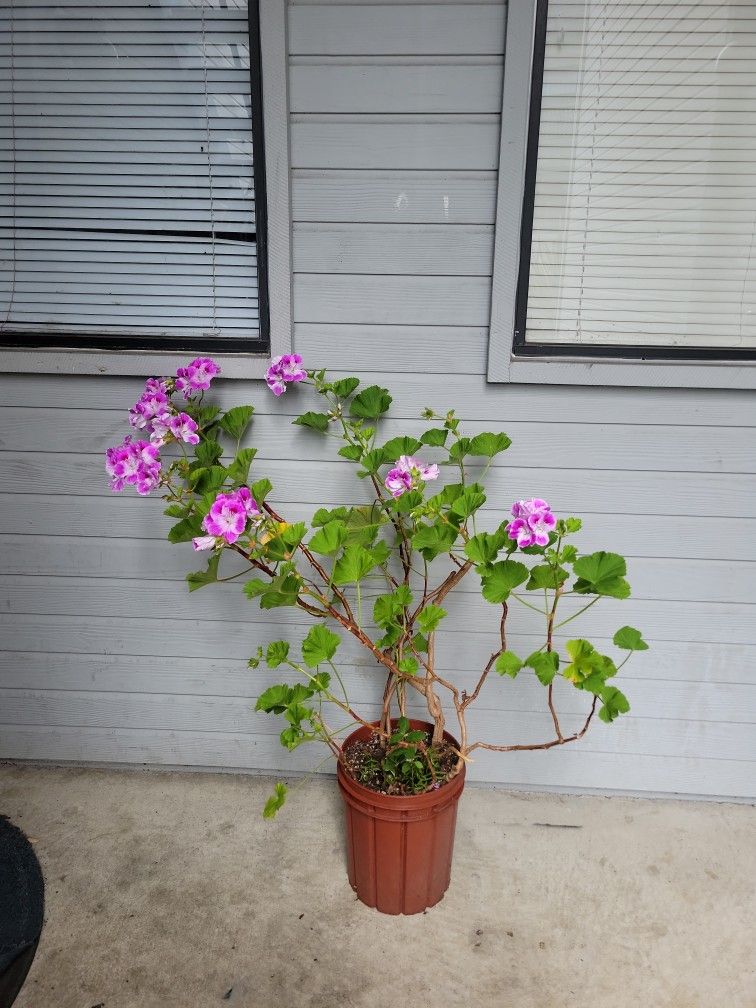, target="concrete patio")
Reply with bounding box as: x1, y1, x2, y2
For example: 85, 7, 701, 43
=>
1, 763, 753, 1008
